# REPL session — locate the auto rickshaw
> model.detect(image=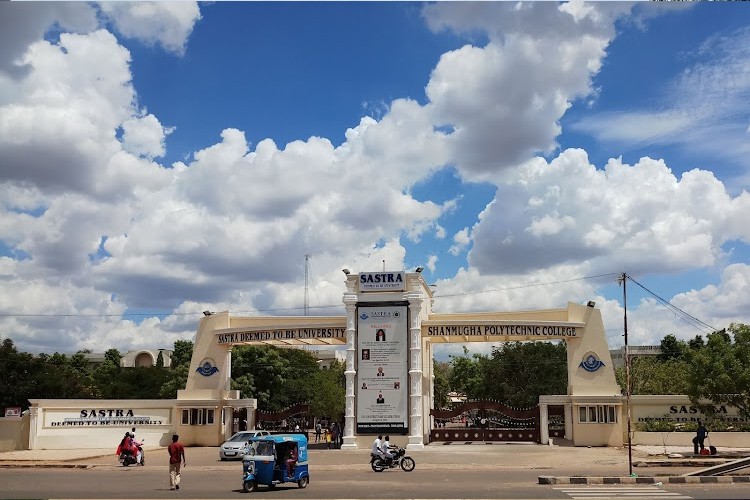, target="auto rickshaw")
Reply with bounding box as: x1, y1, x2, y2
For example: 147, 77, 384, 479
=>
241, 434, 309, 492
